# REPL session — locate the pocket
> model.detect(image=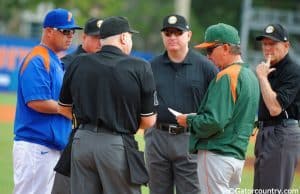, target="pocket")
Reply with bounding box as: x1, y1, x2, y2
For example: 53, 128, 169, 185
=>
272, 127, 285, 146
124, 146, 149, 185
